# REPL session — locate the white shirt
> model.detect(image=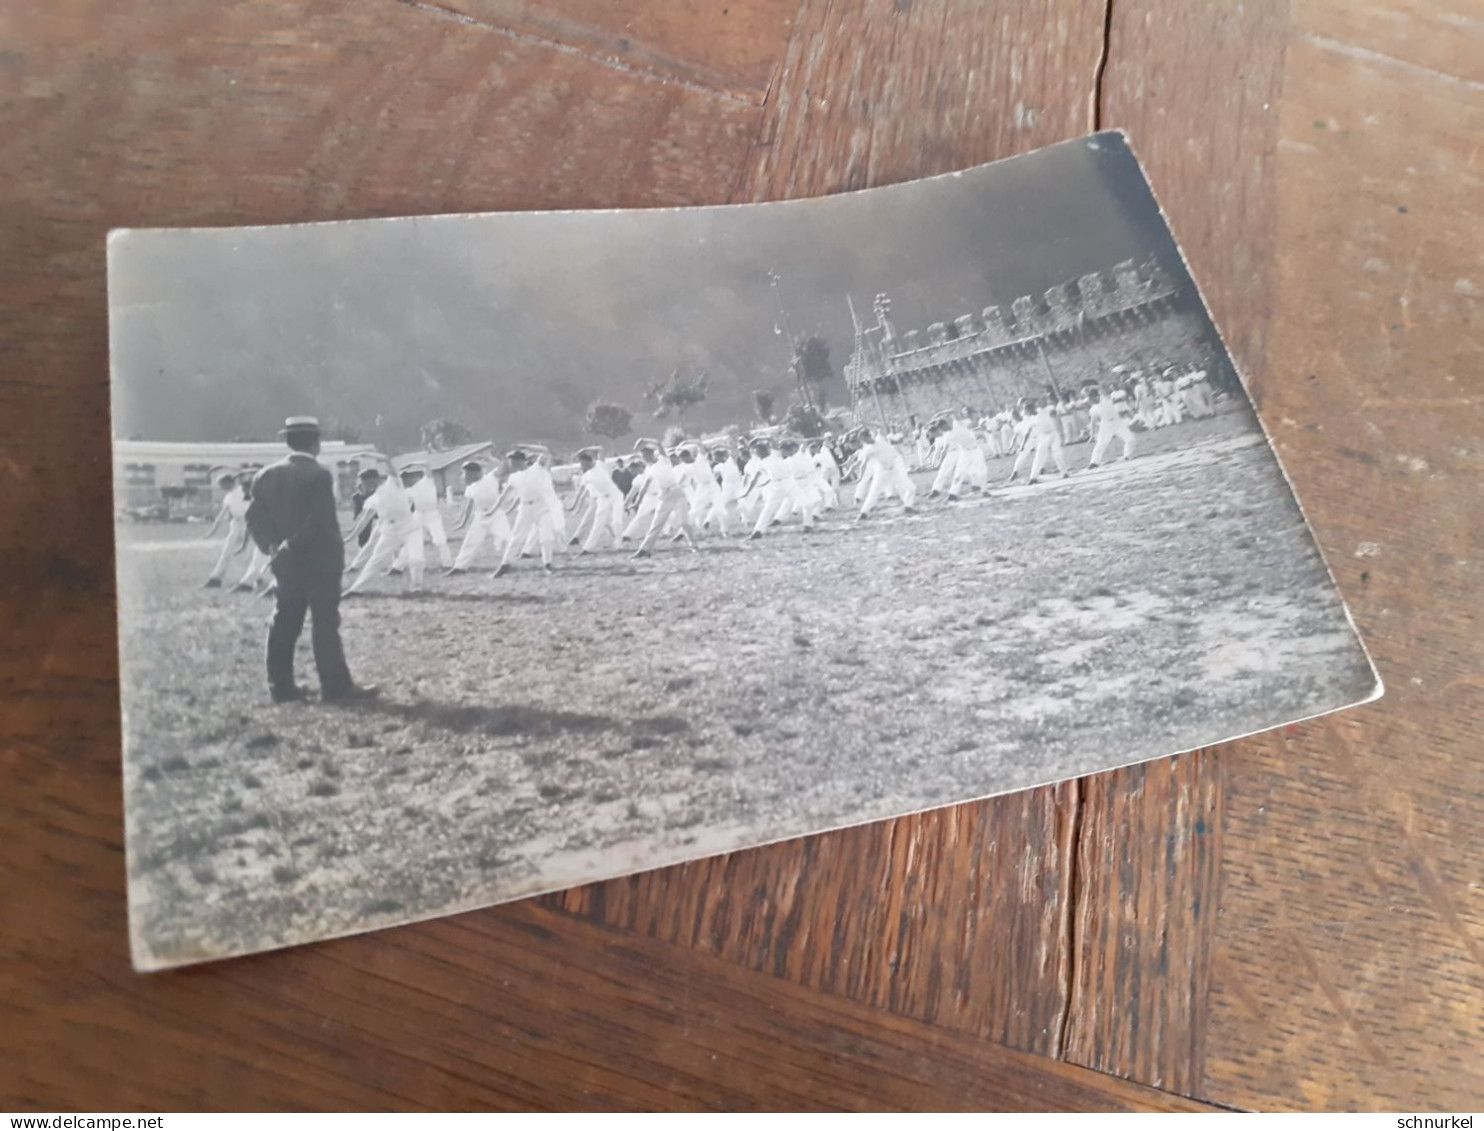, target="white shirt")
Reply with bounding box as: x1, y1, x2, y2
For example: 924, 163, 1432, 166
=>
946, 421, 978, 451
408, 475, 439, 515
714, 458, 743, 500
786, 451, 815, 481
223, 485, 249, 521
369, 478, 415, 530
642, 458, 683, 495
1029, 406, 1061, 438
864, 437, 907, 474
627, 467, 655, 509
507, 464, 561, 511
749, 452, 788, 491
579, 464, 624, 502
678, 460, 718, 497
464, 475, 504, 516
1091, 398, 1125, 427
